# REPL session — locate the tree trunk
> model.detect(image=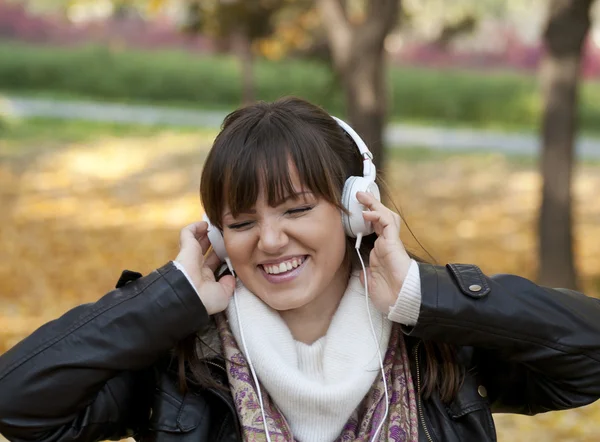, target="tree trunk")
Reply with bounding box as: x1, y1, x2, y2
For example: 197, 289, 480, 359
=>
538, 0, 593, 289
343, 49, 387, 169
318, 0, 399, 172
